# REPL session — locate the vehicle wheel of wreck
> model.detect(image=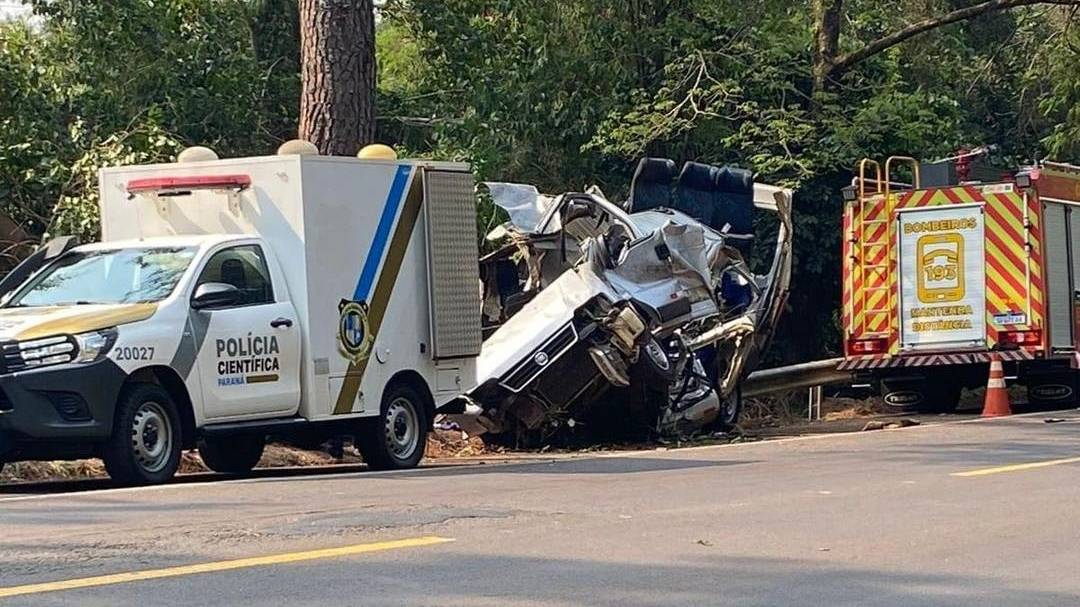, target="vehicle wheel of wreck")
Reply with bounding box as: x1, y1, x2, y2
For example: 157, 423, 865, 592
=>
102, 383, 182, 486
717, 388, 742, 429
636, 336, 676, 389
357, 383, 428, 470
198, 435, 265, 475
